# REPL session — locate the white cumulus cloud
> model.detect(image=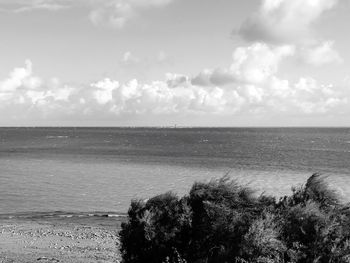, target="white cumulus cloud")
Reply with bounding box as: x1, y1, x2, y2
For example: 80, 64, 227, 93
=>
236, 0, 343, 68
237, 0, 339, 44
193, 43, 295, 87
0, 51, 348, 125
229, 43, 295, 84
